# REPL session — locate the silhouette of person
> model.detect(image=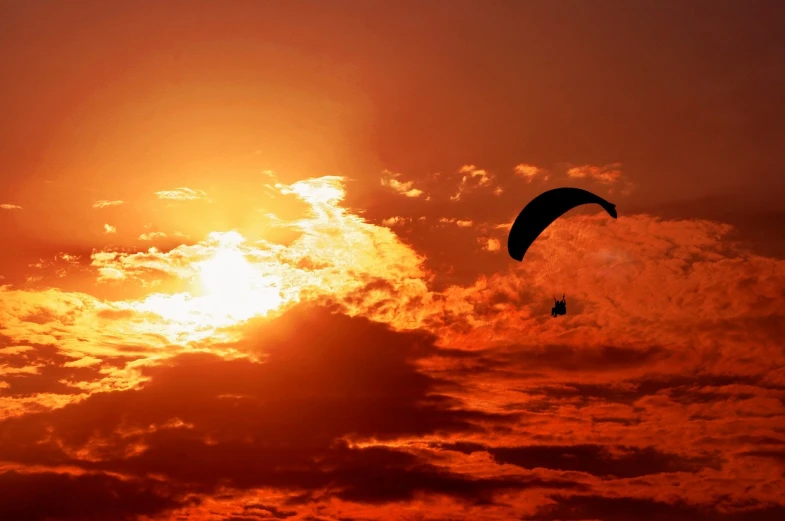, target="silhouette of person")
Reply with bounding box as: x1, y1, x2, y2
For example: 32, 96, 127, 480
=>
552, 294, 566, 317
